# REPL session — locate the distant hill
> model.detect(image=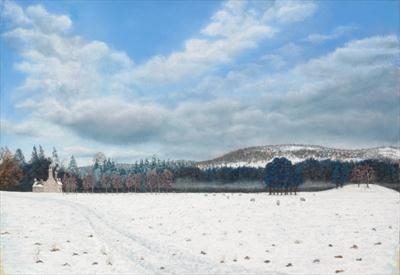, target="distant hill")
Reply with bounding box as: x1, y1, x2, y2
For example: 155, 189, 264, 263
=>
197, 144, 400, 168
